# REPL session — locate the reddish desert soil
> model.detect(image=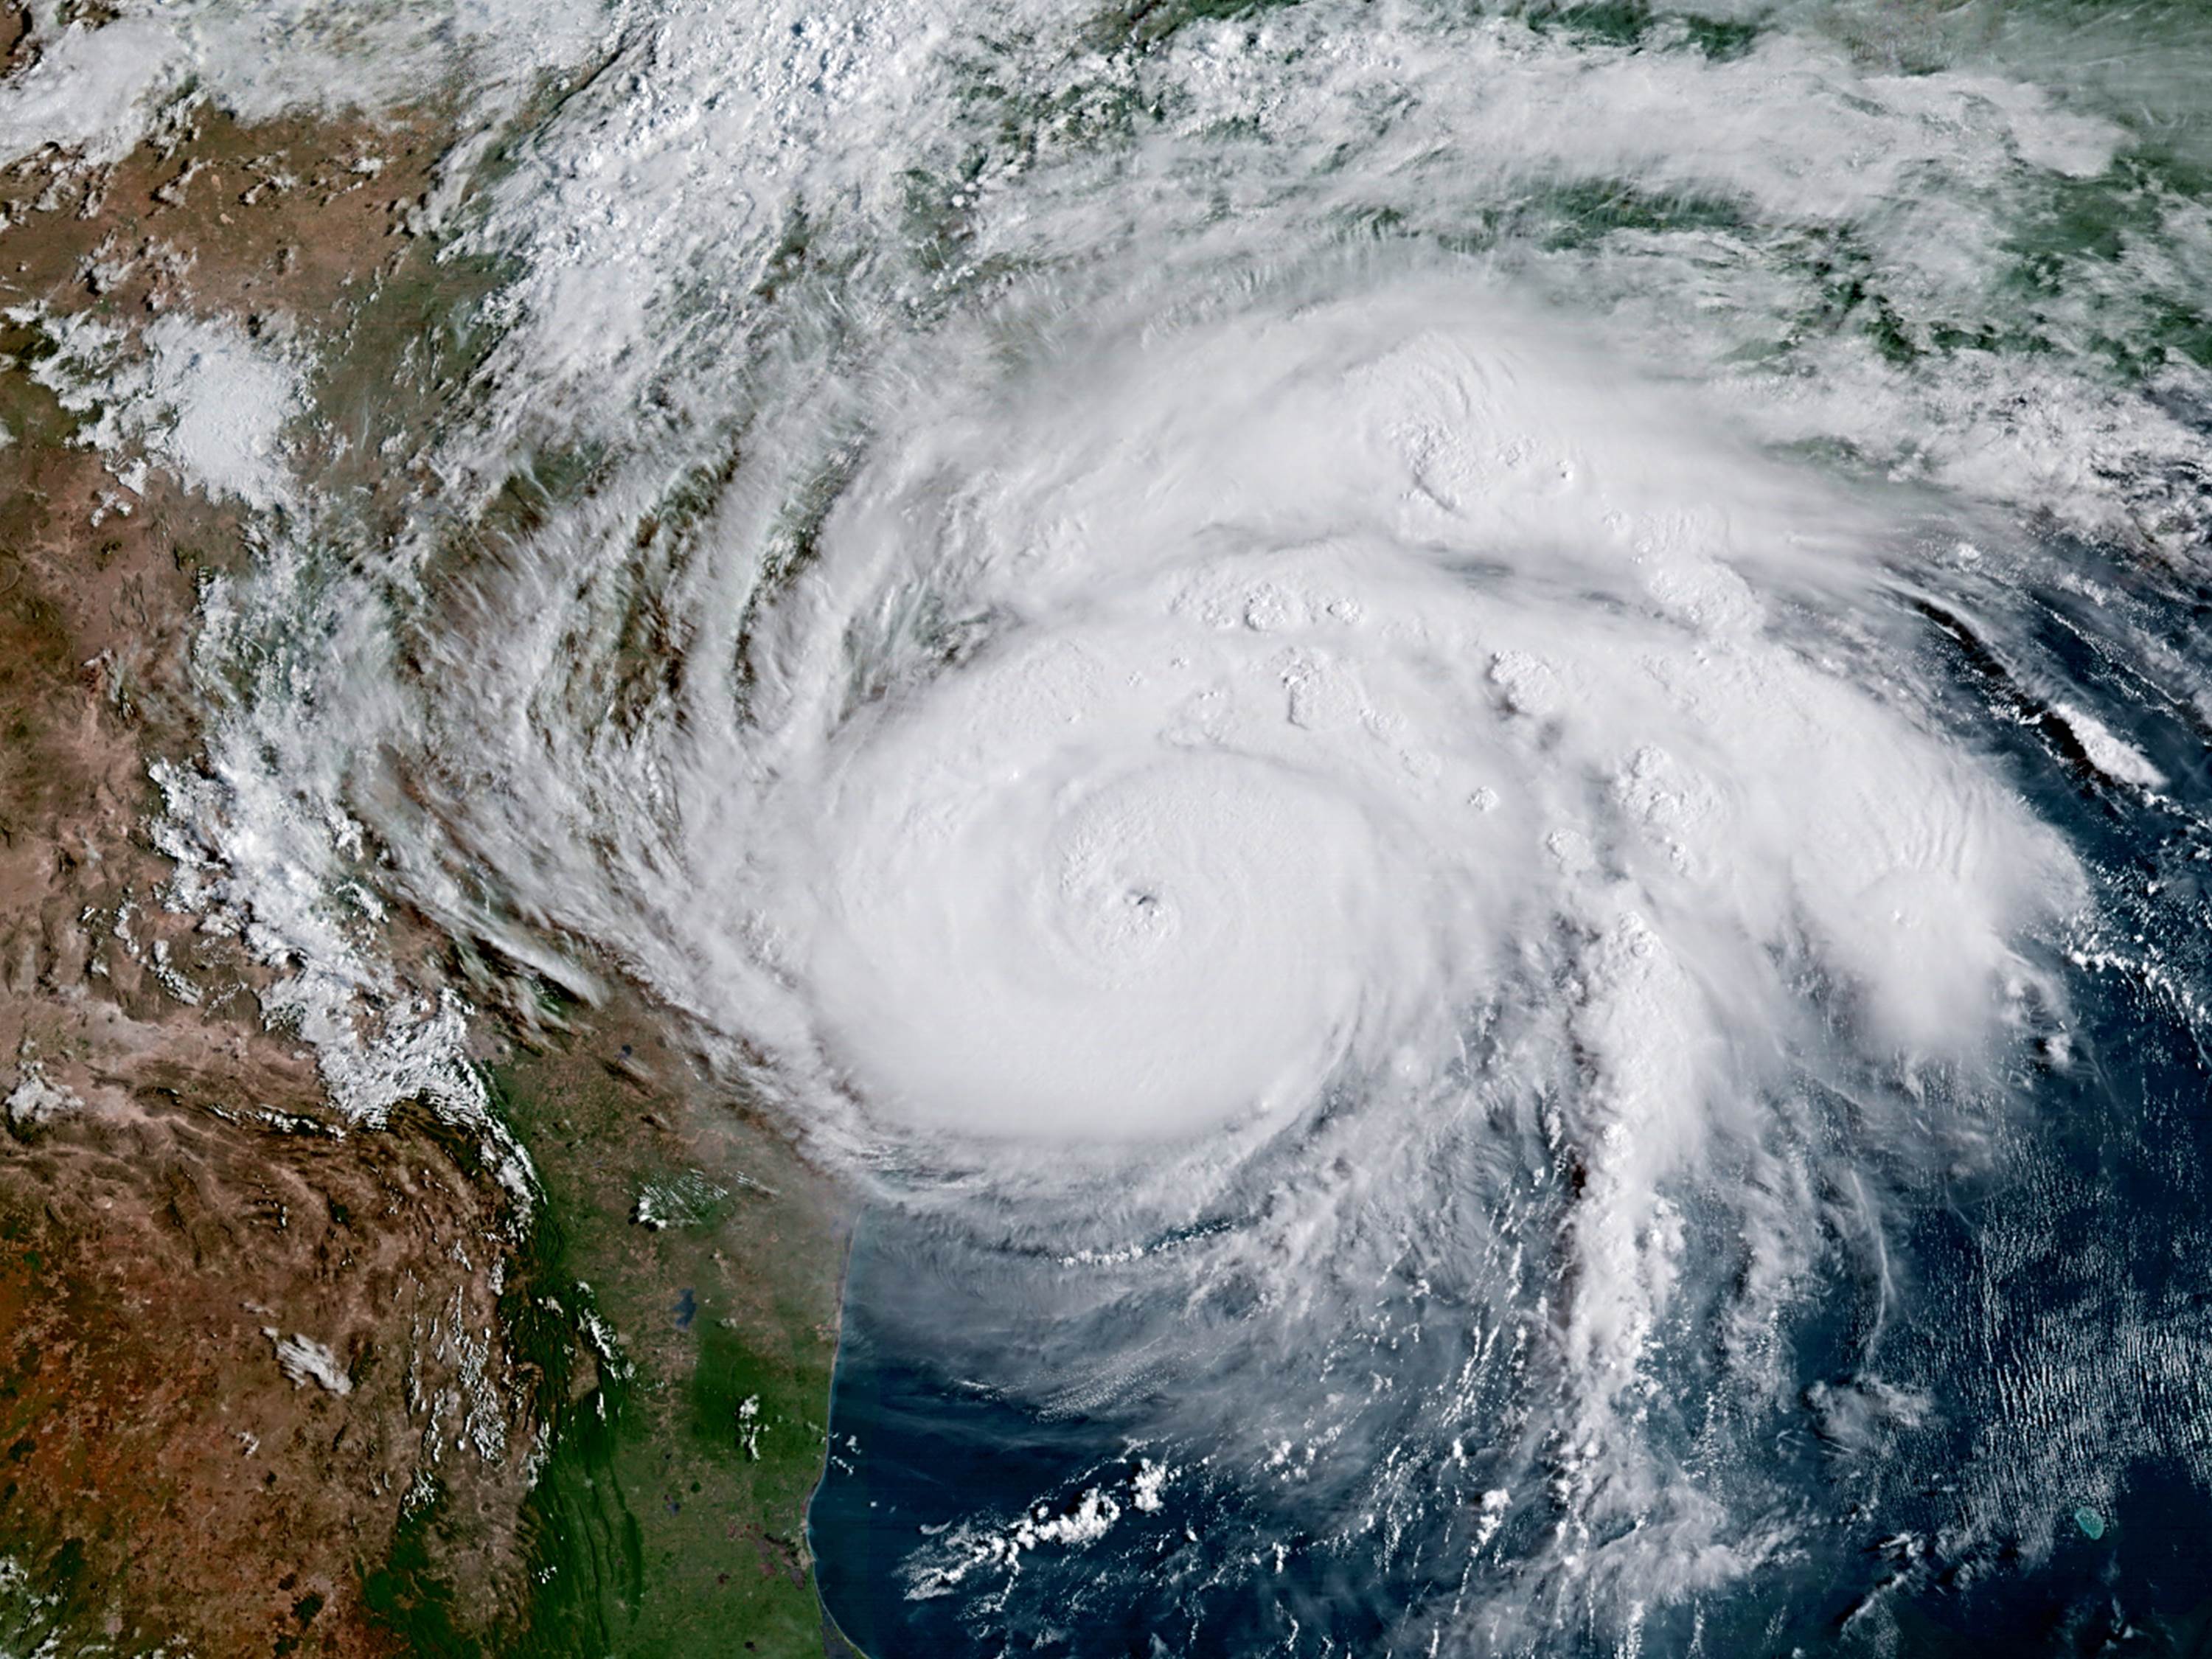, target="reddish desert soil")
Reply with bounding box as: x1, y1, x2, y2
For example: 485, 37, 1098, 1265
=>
0, 92, 541, 1655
